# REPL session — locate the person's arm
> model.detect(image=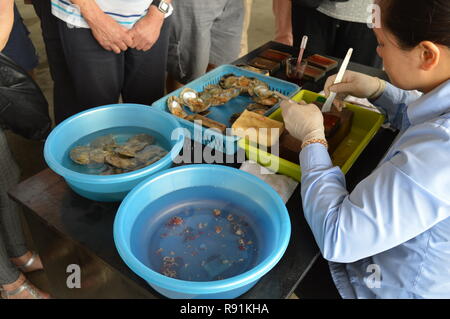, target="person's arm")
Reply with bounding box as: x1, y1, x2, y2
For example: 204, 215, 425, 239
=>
0, 0, 14, 51
299, 135, 449, 263
128, 0, 173, 51
370, 82, 421, 130
281, 99, 450, 263
70, 0, 133, 54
